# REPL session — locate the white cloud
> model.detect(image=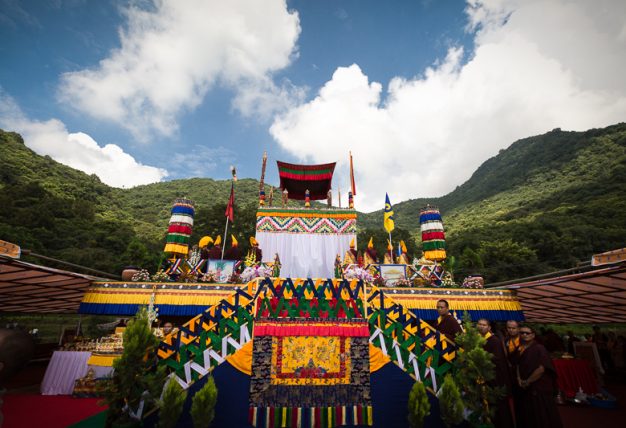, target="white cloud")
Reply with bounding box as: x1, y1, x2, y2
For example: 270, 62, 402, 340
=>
270, 0, 626, 213
0, 89, 168, 187
170, 145, 237, 178
58, 0, 301, 141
